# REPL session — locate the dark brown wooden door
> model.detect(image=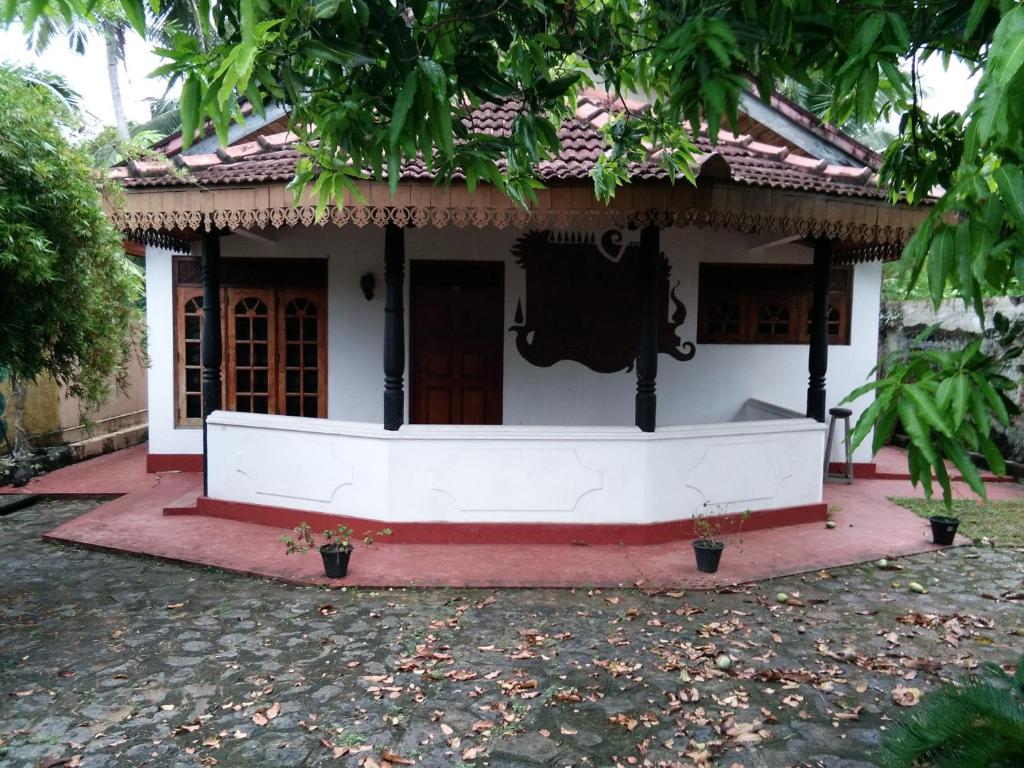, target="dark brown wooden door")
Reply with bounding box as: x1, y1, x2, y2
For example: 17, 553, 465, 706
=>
411, 262, 503, 425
